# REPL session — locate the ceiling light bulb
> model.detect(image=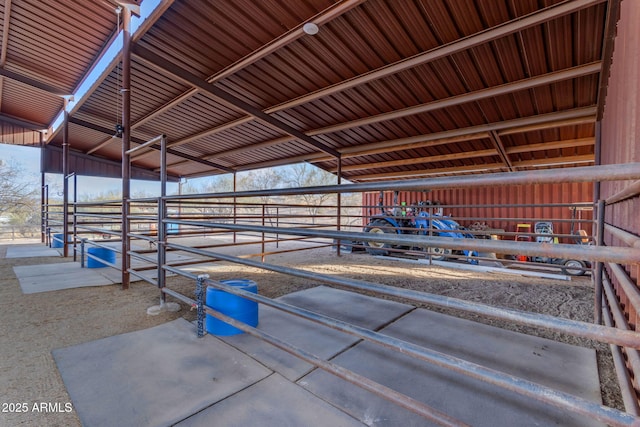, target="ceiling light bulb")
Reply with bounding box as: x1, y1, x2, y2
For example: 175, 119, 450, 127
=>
303, 22, 319, 35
